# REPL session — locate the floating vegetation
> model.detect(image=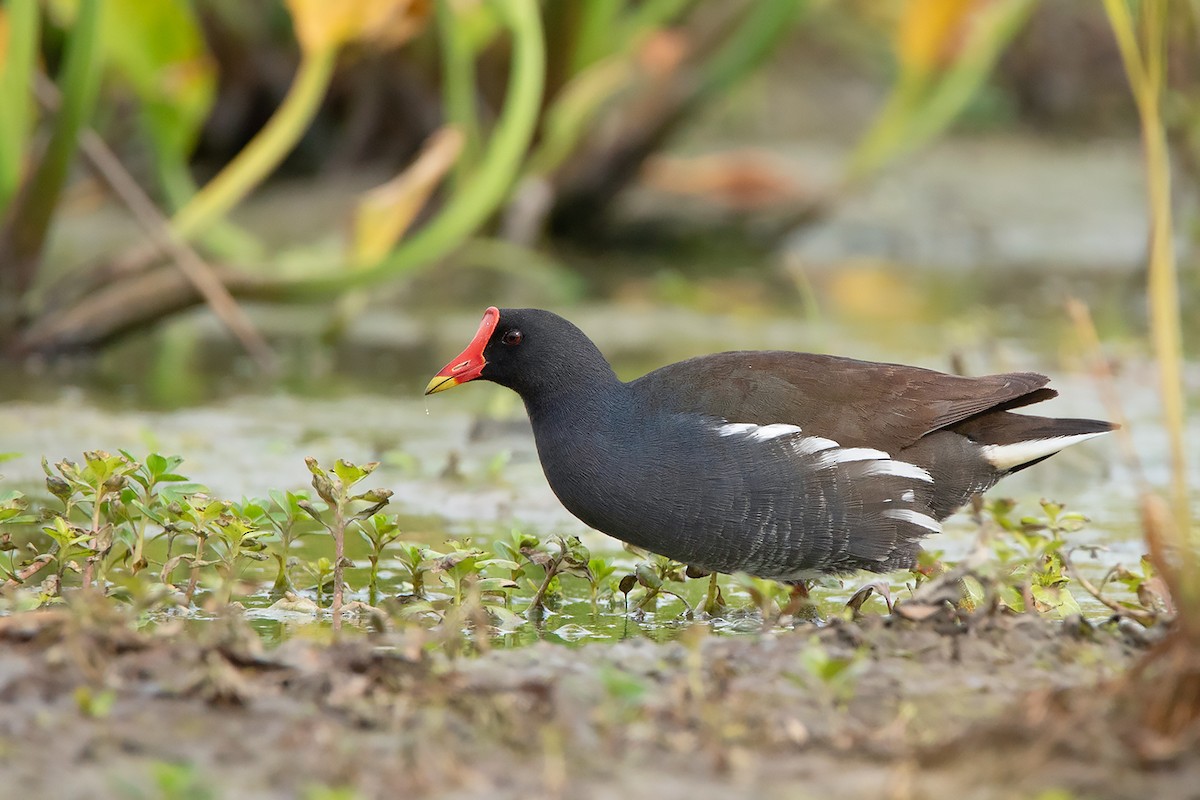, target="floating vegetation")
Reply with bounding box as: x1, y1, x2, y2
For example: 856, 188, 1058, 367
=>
0, 450, 1175, 651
